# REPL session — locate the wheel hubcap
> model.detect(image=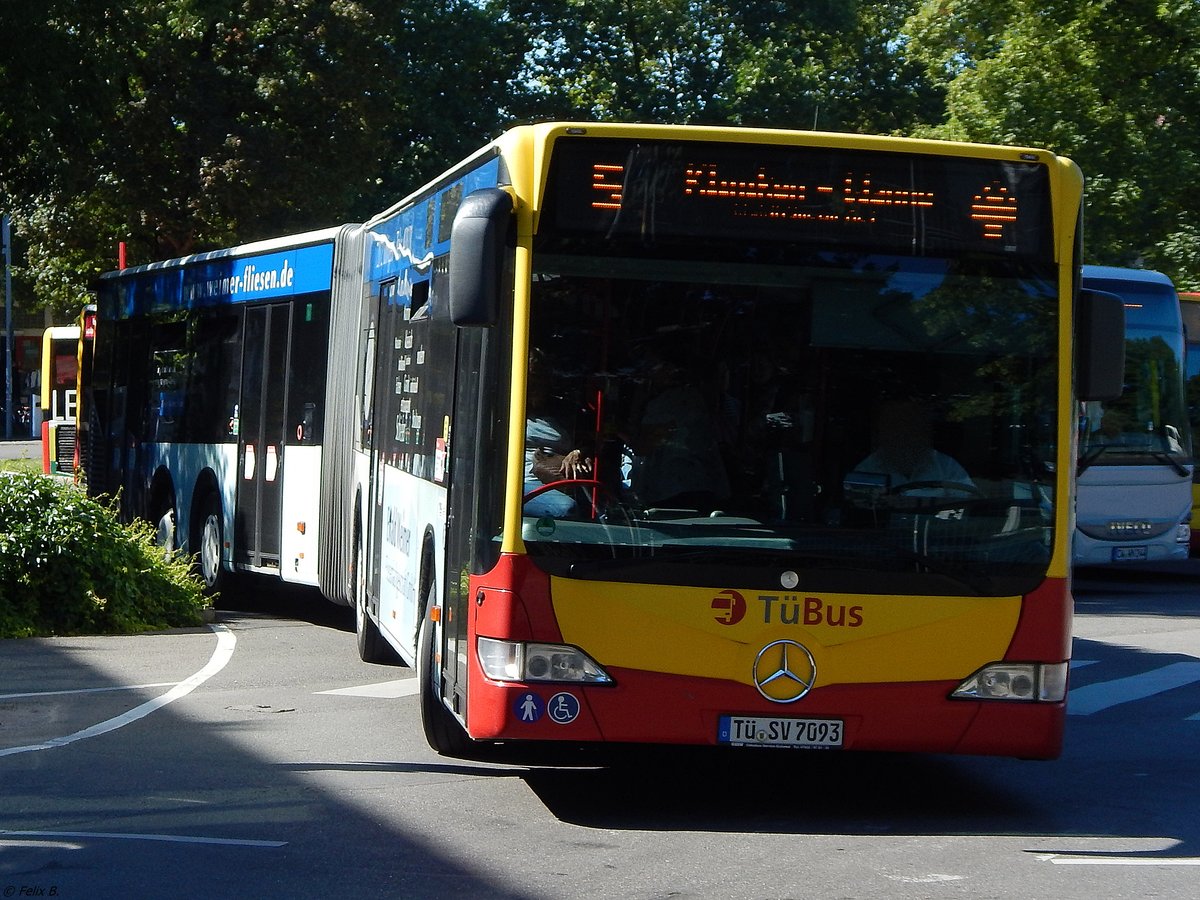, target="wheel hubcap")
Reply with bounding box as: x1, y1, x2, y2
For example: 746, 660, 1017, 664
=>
202, 516, 220, 584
